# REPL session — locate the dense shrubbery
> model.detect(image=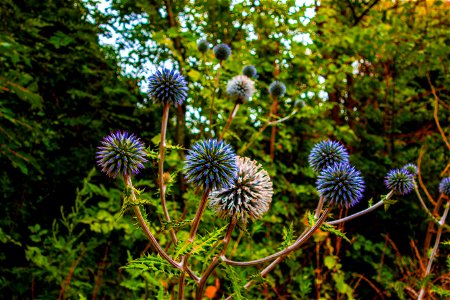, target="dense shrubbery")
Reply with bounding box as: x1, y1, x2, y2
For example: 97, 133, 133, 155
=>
0, 0, 449, 299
